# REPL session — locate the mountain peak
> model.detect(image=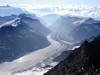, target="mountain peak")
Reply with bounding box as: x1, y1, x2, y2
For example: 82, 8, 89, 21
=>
0, 14, 38, 28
